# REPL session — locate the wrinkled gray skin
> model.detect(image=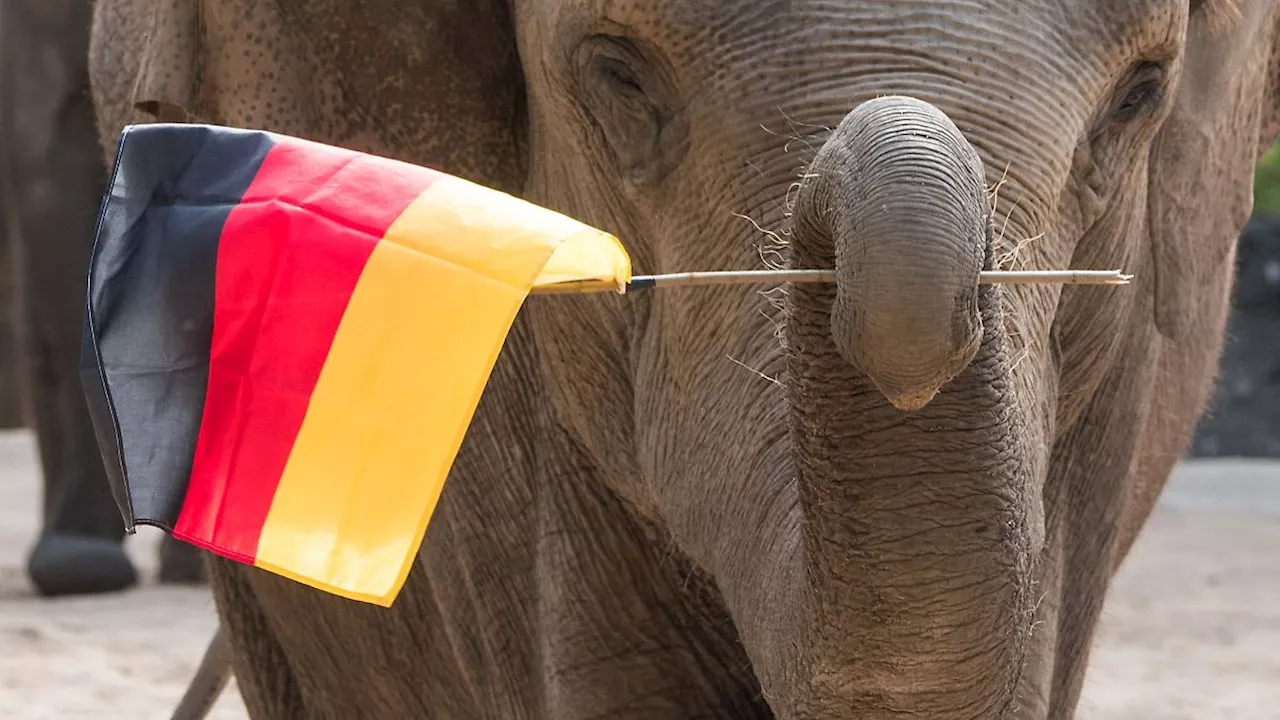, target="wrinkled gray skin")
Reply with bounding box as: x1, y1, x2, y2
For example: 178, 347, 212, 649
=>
89, 0, 1279, 718
0, 0, 206, 596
